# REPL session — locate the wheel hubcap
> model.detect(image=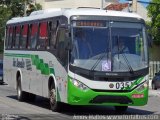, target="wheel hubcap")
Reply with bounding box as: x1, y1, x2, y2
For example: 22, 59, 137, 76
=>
50, 89, 56, 105
18, 85, 21, 97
